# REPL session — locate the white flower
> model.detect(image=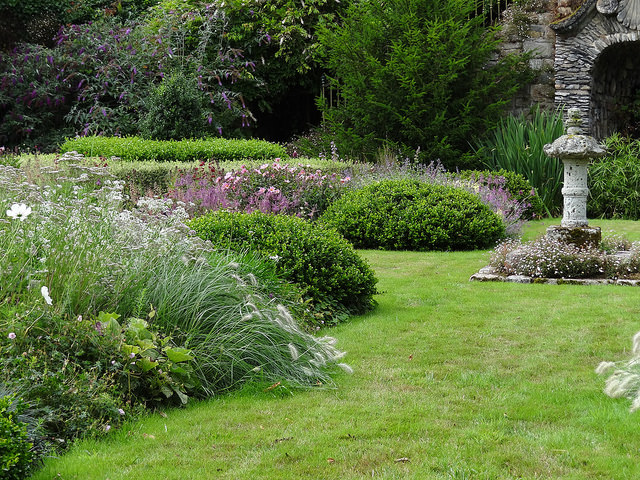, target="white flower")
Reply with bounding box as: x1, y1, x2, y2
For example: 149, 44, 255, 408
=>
6, 203, 32, 221
118, 408, 125, 416
8, 332, 16, 340
41, 286, 53, 305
